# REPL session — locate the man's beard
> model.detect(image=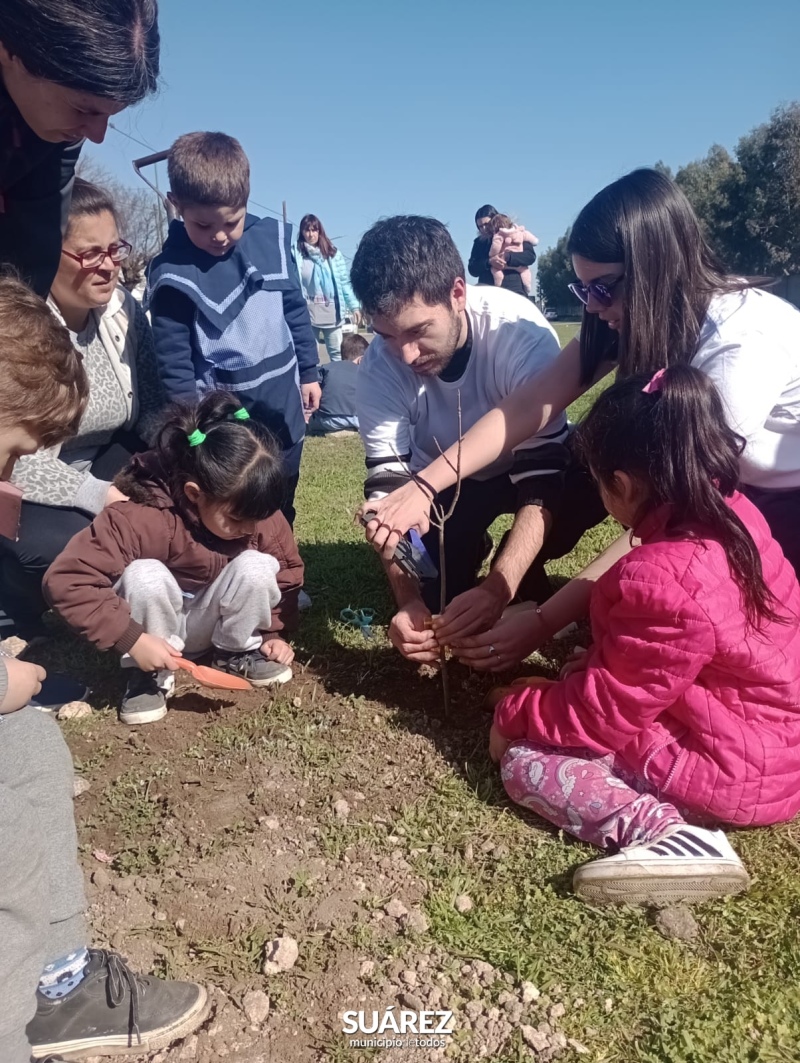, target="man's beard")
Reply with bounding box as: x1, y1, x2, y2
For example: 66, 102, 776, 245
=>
411, 311, 463, 377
